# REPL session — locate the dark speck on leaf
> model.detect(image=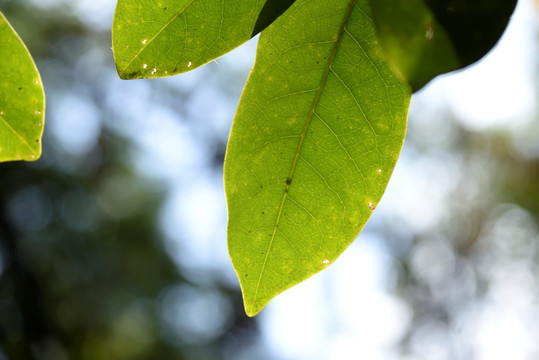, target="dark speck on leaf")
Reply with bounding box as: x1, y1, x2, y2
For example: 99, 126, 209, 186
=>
286, 178, 292, 185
